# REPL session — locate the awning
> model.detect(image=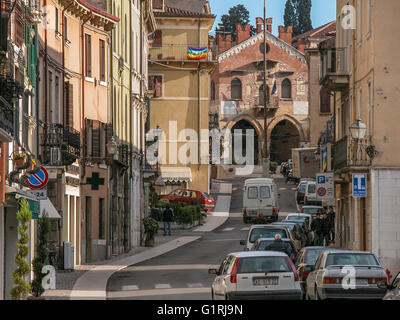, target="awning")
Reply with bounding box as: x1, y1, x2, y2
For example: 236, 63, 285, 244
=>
160, 167, 192, 183
40, 199, 62, 219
